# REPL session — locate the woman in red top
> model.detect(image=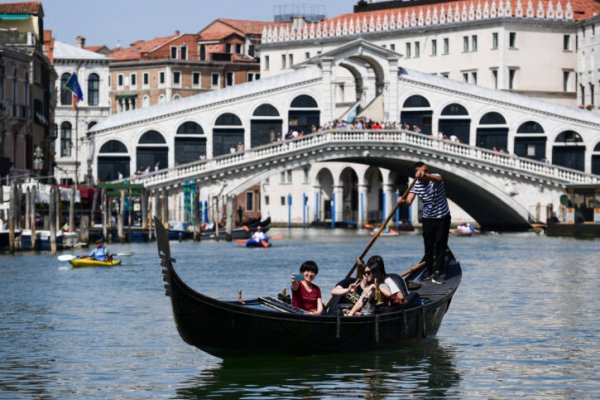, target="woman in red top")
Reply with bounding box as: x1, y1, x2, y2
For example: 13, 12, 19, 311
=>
291, 261, 323, 315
